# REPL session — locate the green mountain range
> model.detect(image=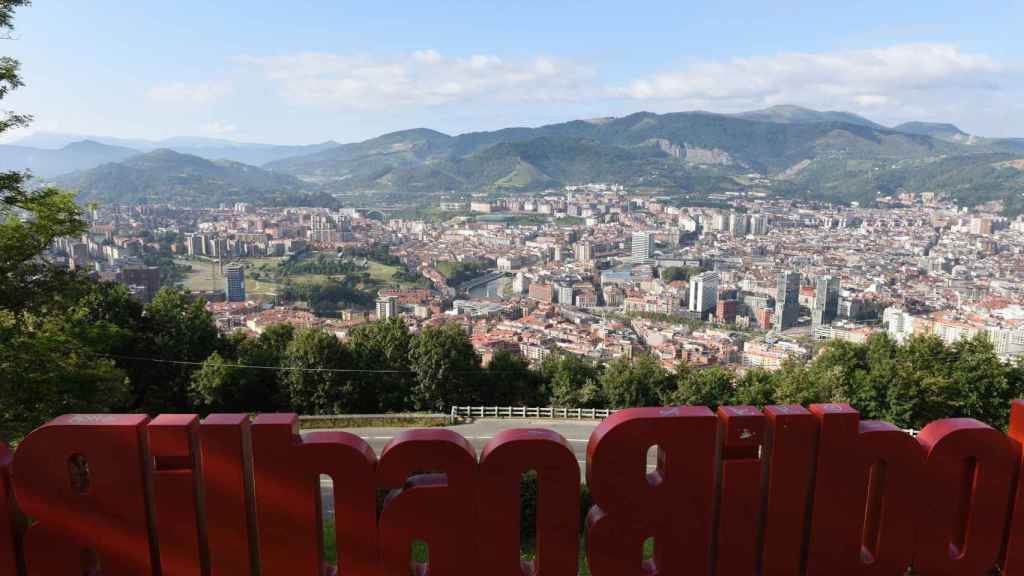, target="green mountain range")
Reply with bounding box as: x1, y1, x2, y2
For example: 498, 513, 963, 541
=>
54, 149, 337, 208
0, 140, 138, 178
262, 106, 1024, 210
28, 106, 1024, 212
